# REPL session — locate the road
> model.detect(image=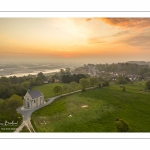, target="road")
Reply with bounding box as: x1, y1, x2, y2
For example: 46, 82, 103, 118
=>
14, 87, 96, 132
